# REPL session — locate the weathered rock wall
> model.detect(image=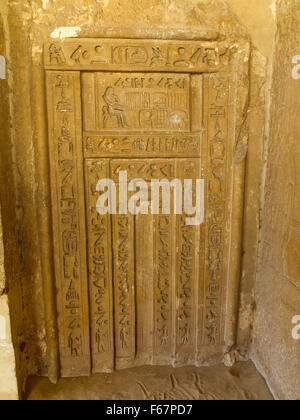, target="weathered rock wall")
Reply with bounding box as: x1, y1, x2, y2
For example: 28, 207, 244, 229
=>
252, 0, 300, 400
